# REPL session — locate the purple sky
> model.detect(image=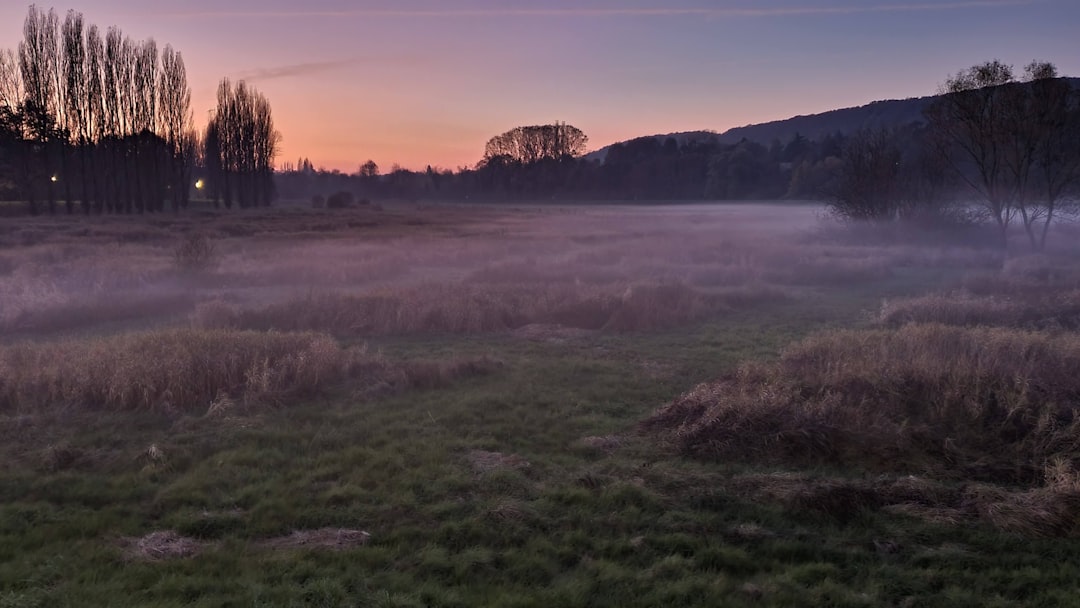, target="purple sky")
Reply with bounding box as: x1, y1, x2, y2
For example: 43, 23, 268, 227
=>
1, 0, 1077, 171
